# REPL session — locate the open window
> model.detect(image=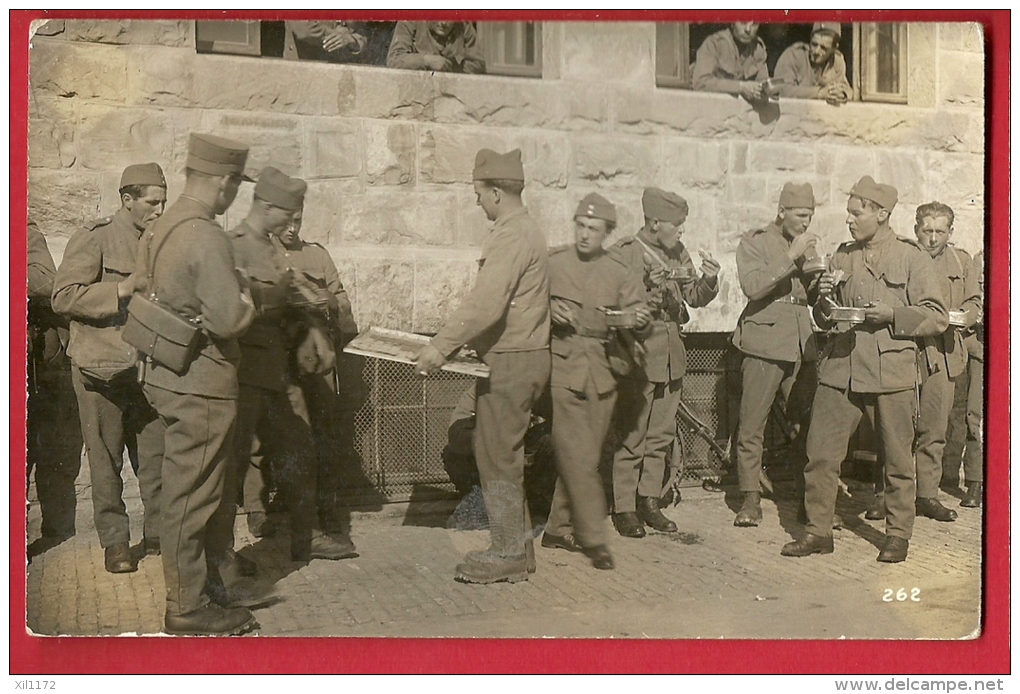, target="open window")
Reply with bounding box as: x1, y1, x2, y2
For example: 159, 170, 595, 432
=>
656, 22, 908, 104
